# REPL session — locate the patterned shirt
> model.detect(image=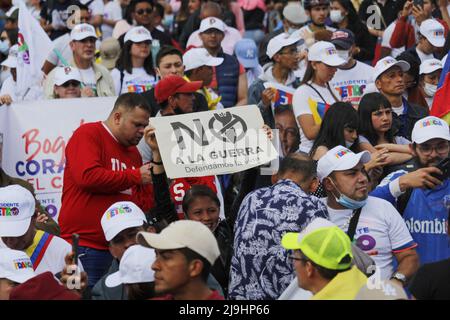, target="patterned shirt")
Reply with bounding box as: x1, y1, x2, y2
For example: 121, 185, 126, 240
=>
228, 179, 329, 300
